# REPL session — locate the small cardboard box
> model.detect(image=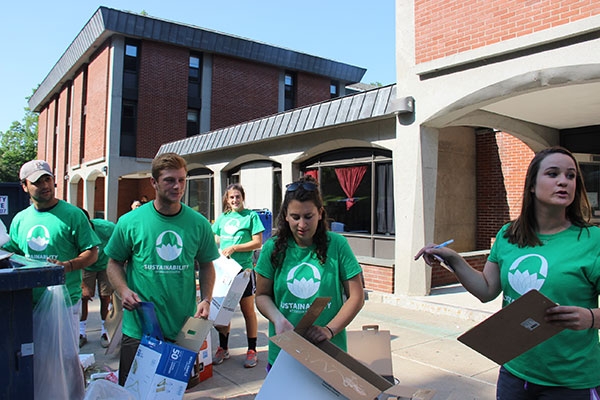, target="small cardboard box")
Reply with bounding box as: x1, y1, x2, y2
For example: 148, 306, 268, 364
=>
458, 289, 564, 365
124, 305, 212, 400
209, 256, 250, 327
189, 335, 213, 384
256, 298, 435, 400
